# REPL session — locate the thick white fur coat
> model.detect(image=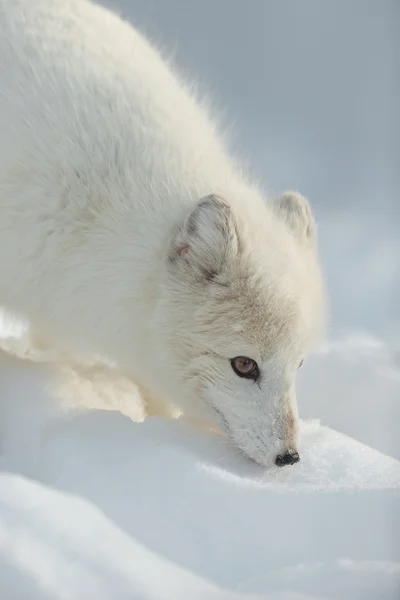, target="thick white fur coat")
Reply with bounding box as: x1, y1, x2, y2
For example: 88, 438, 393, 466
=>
0, 0, 325, 466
